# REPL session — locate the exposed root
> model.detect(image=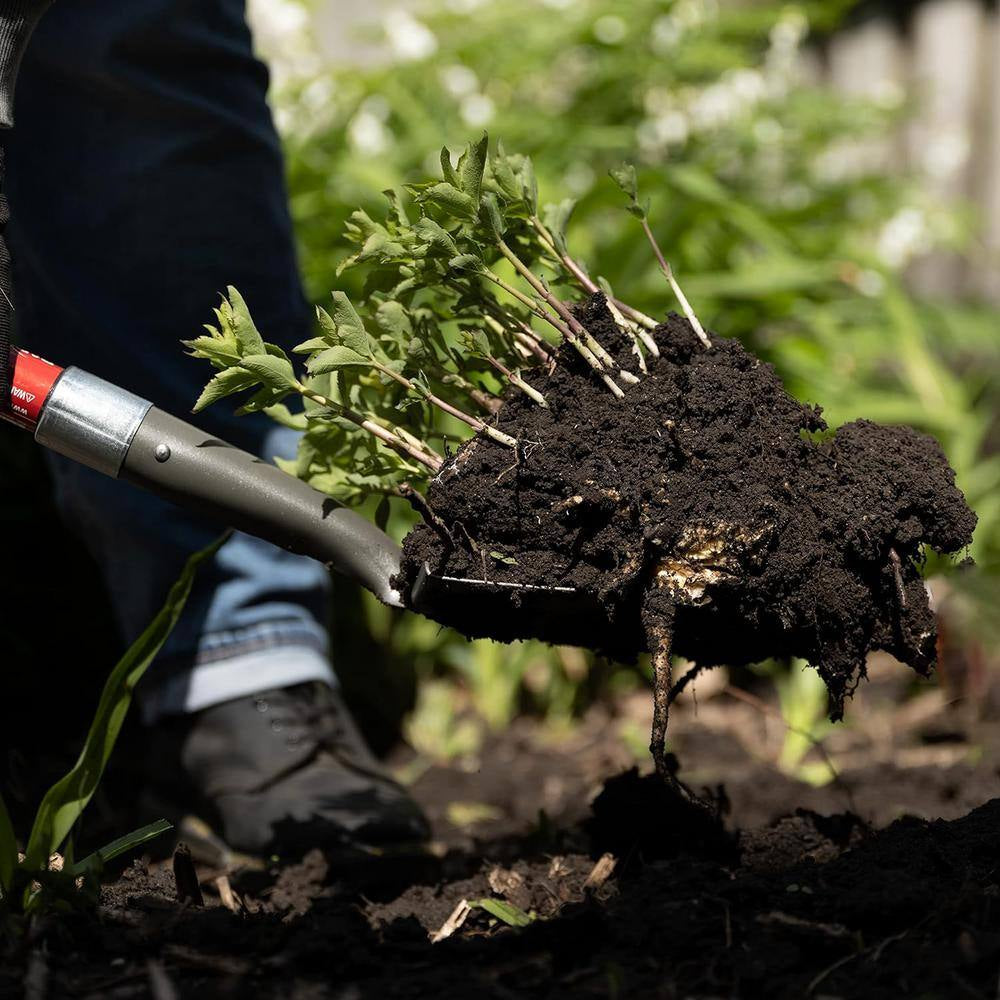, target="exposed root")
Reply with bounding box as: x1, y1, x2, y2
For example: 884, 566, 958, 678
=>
667, 661, 717, 708
398, 484, 455, 550
889, 548, 907, 608
642, 591, 676, 786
